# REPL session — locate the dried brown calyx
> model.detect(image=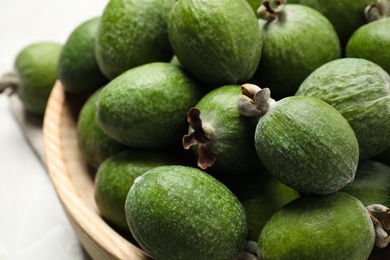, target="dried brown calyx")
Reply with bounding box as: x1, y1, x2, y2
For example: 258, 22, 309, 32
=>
0, 71, 19, 95
366, 204, 390, 248
182, 107, 218, 170
237, 83, 276, 118
237, 240, 259, 260
365, 0, 390, 22
257, 0, 287, 22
